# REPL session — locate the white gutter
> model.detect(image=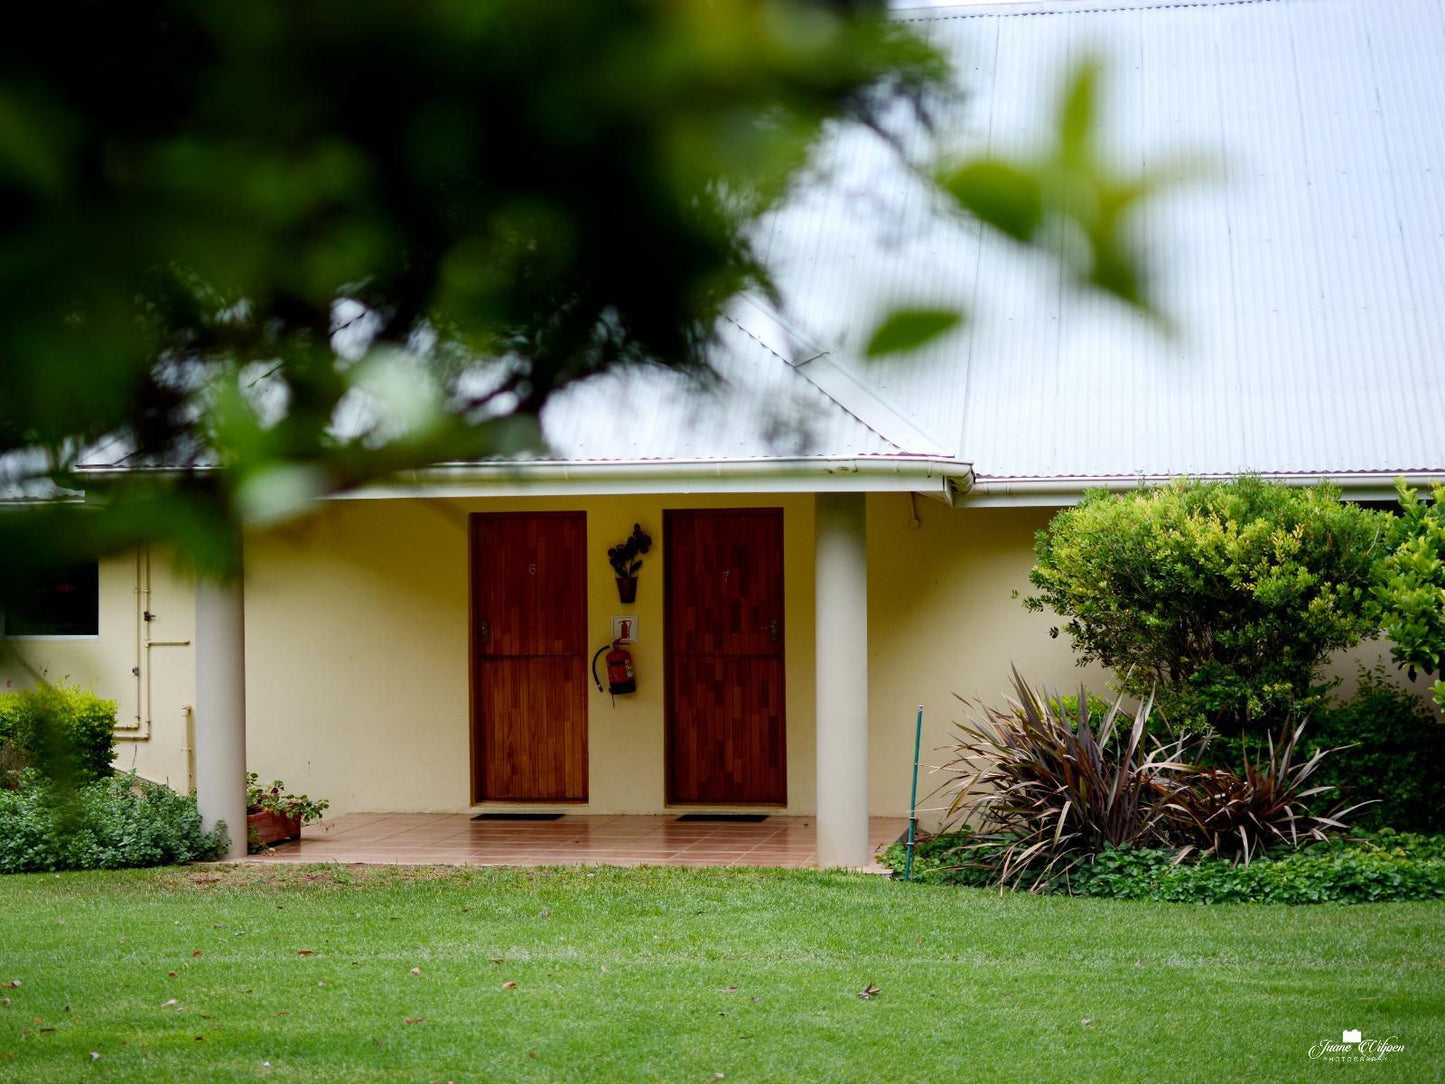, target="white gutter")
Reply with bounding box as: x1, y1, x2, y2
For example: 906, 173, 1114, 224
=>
333, 455, 978, 505
963, 471, 1441, 507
